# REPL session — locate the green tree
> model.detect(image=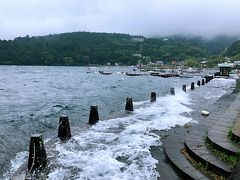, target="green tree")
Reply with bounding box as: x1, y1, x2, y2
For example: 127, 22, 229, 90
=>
184, 59, 200, 67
